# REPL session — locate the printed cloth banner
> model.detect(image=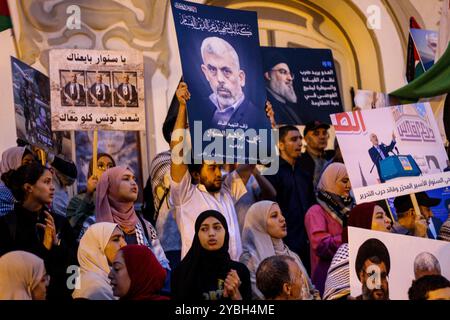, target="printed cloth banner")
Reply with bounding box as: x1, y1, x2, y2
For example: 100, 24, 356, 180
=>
331, 103, 450, 203
171, 0, 273, 163
49, 49, 145, 131
261, 47, 343, 125
349, 227, 450, 300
